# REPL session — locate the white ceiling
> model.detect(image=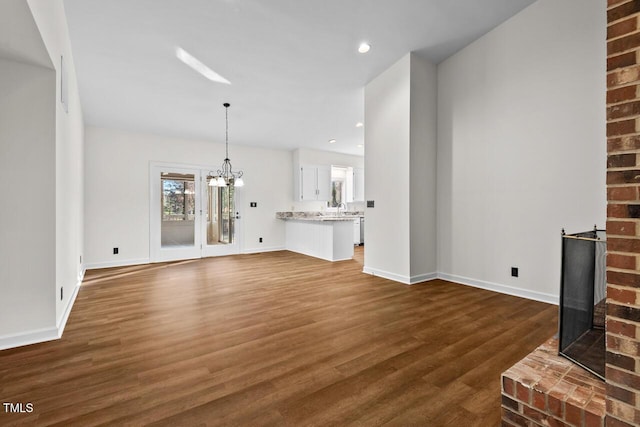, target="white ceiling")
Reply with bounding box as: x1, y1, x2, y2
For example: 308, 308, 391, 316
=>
63, 0, 537, 156
0, 0, 52, 69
